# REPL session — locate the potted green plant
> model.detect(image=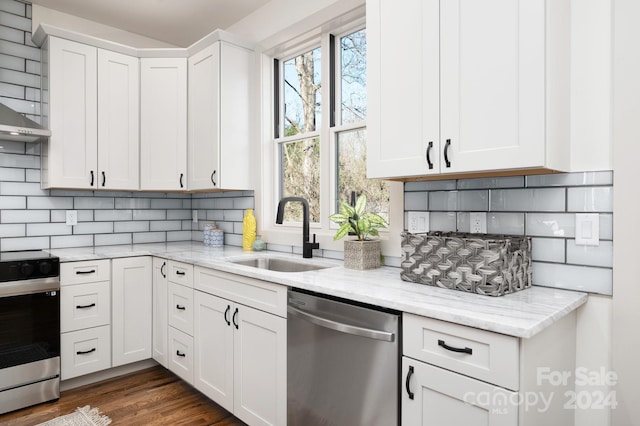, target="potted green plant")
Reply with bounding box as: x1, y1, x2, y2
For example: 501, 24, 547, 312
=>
329, 194, 388, 270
